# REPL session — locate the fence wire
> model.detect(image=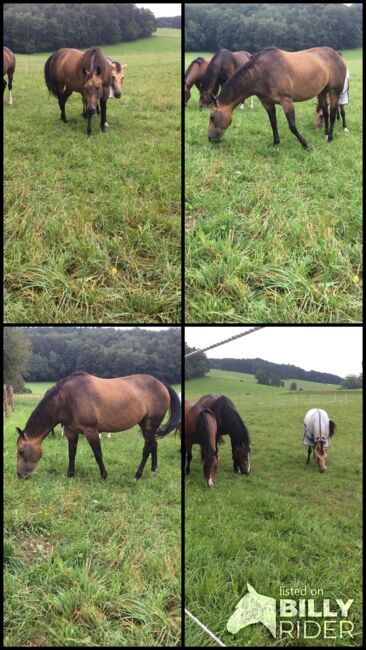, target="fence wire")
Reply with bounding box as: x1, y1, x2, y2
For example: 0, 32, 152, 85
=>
185, 326, 265, 359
